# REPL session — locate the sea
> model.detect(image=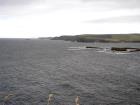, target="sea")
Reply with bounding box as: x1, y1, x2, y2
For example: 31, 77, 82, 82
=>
0, 39, 140, 105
